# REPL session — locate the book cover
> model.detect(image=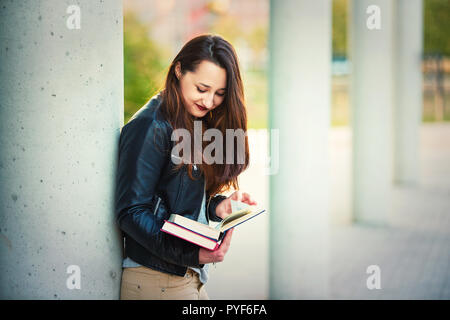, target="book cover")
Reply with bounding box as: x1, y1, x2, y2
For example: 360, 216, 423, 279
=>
160, 200, 266, 250
161, 220, 220, 250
